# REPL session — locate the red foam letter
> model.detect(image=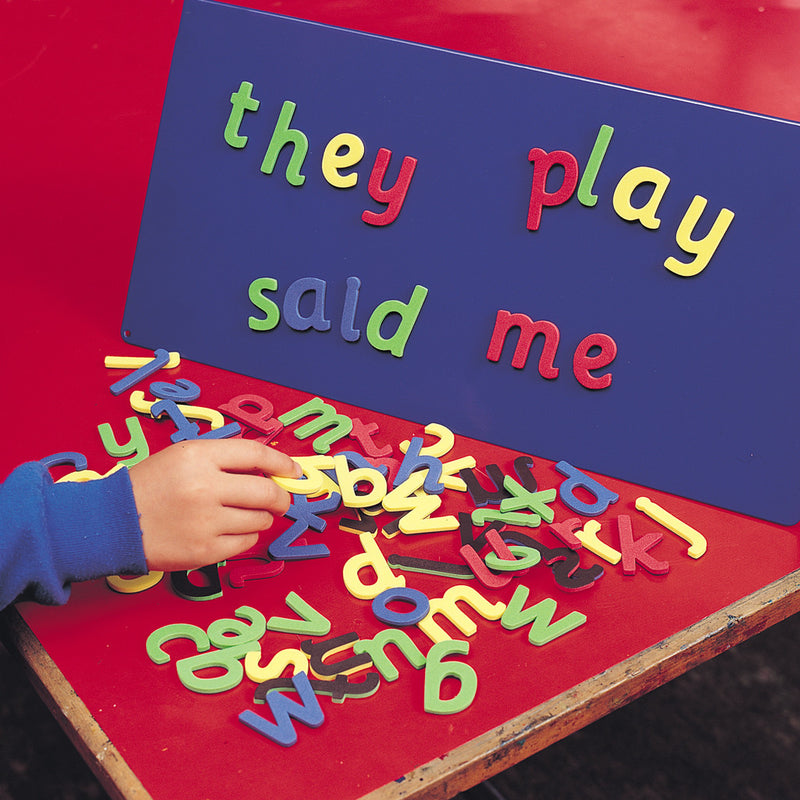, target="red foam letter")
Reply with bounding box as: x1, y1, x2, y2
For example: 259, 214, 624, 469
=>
219, 394, 284, 438
486, 310, 560, 379
573, 333, 617, 390
527, 148, 579, 231
362, 147, 417, 226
